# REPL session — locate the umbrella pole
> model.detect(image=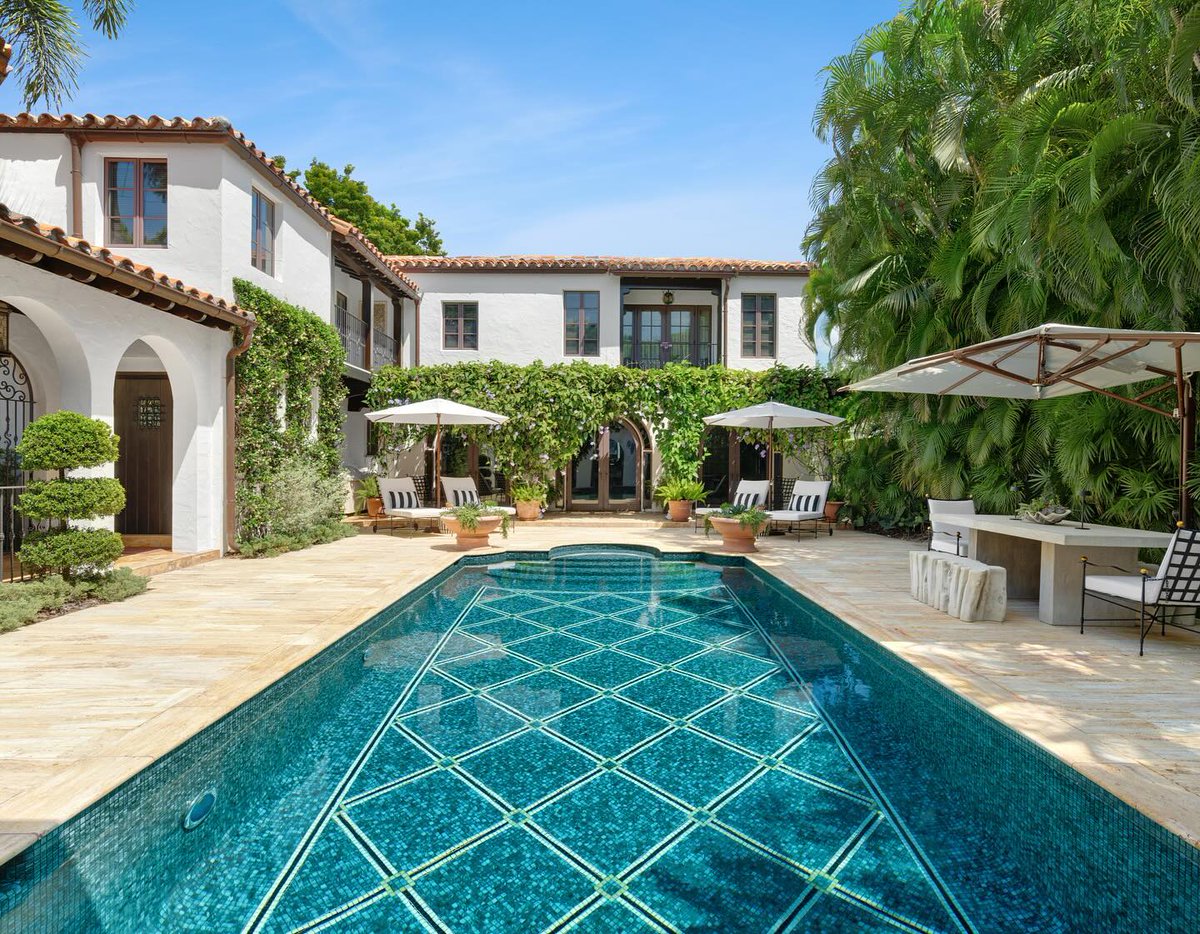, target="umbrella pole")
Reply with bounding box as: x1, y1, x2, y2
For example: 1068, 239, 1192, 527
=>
434, 415, 442, 509
767, 417, 774, 509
